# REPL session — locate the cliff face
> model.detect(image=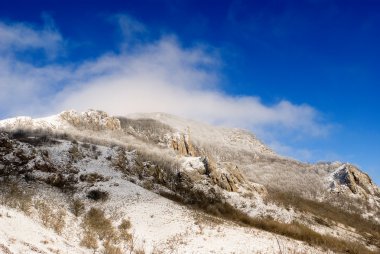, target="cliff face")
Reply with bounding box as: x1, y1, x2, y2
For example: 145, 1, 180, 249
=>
169, 131, 266, 194
331, 164, 380, 198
